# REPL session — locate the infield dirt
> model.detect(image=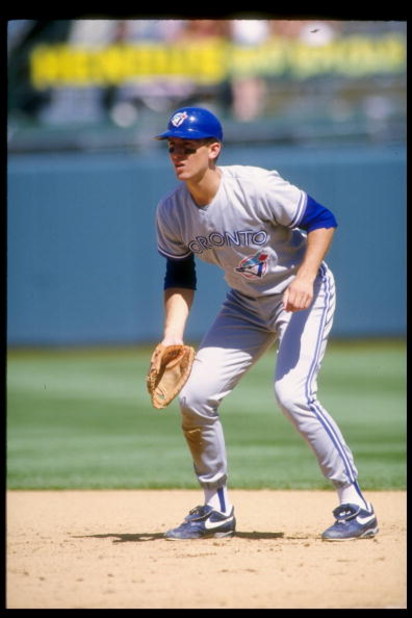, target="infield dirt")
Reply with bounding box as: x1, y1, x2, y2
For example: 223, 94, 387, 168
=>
6, 489, 406, 609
